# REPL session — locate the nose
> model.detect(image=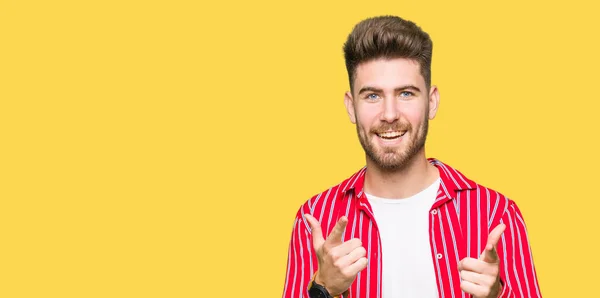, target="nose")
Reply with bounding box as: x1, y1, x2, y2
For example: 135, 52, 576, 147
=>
380, 97, 399, 123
